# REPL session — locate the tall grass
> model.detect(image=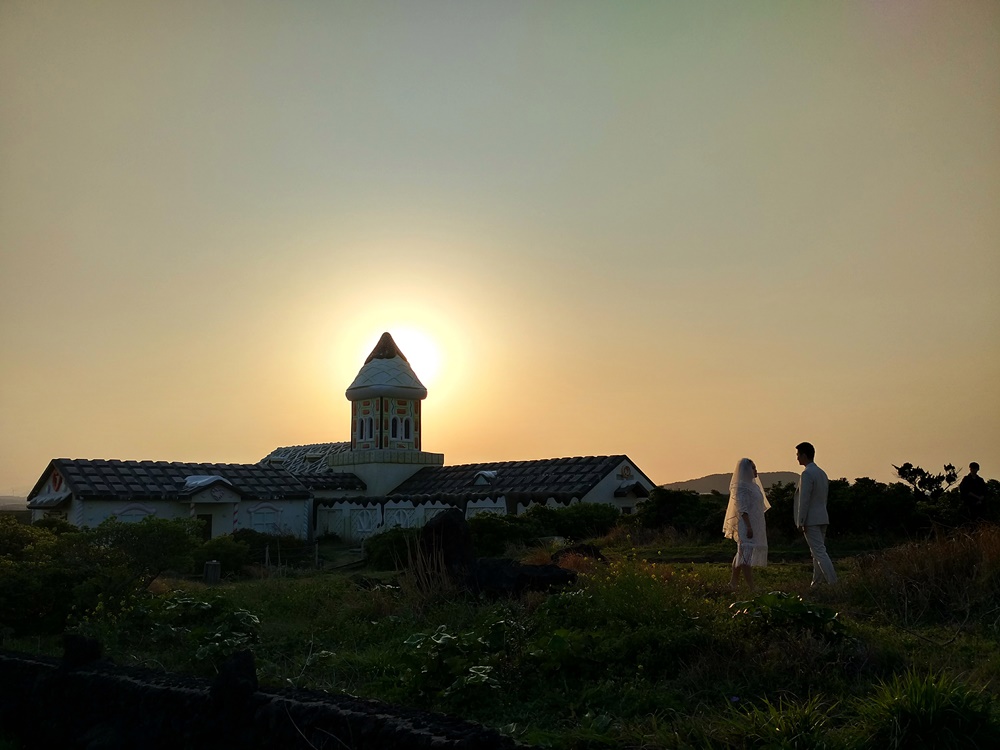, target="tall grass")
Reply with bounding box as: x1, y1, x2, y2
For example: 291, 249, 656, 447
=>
849, 524, 1000, 626
18, 527, 1000, 749
854, 669, 998, 749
